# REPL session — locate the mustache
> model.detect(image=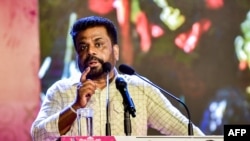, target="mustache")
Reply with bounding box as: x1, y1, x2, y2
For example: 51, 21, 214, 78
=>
84, 55, 104, 65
